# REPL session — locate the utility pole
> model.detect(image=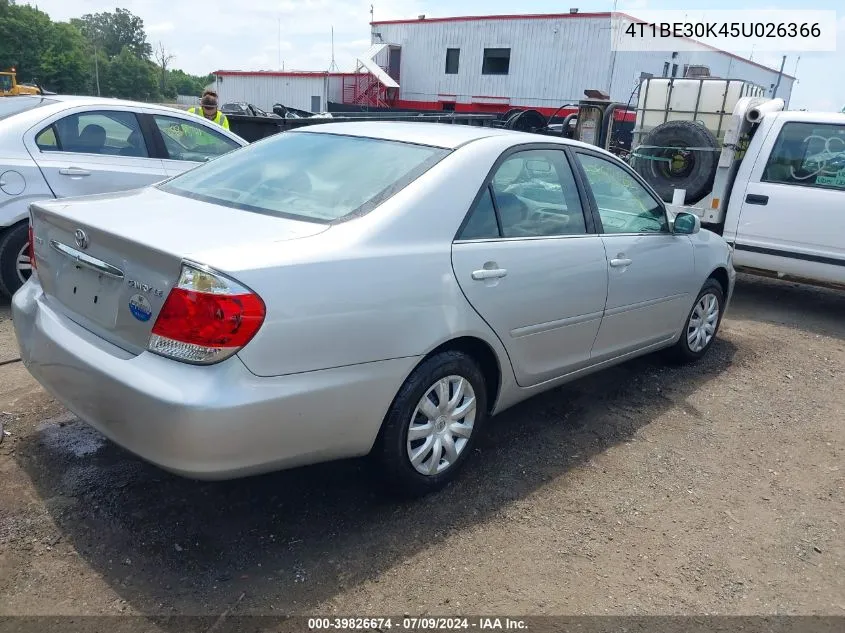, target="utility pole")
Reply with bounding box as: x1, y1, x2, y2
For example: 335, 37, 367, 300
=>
328, 26, 339, 72
93, 43, 101, 96
772, 55, 786, 98
278, 18, 281, 69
